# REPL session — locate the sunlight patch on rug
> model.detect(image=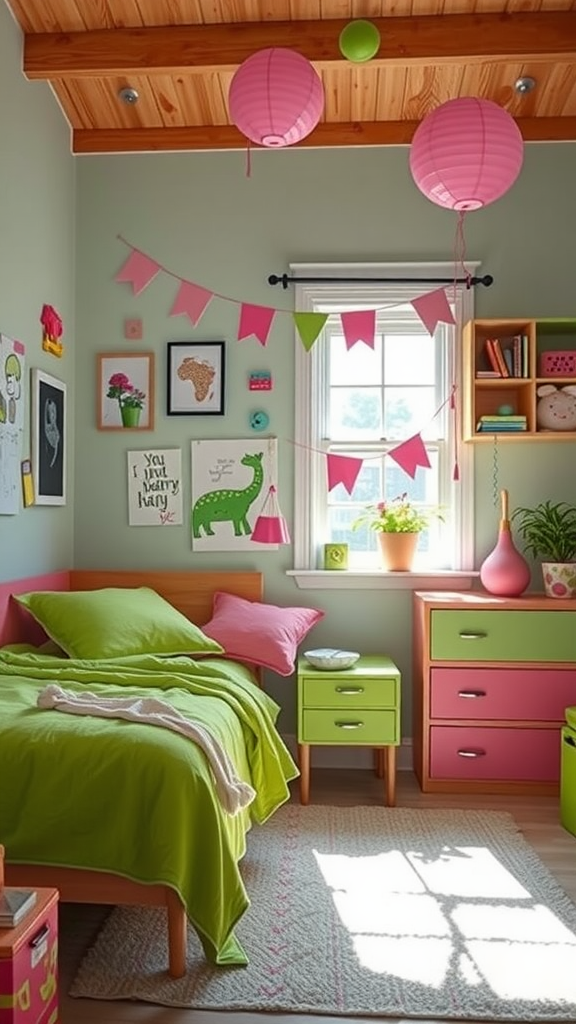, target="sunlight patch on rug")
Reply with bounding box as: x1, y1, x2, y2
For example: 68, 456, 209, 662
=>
69, 805, 576, 1020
